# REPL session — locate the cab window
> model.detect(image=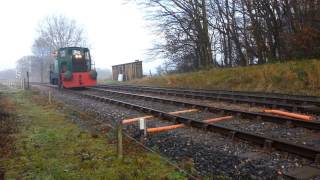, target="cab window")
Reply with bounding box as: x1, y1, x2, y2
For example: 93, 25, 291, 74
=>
85, 51, 90, 60
60, 50, 66, 57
